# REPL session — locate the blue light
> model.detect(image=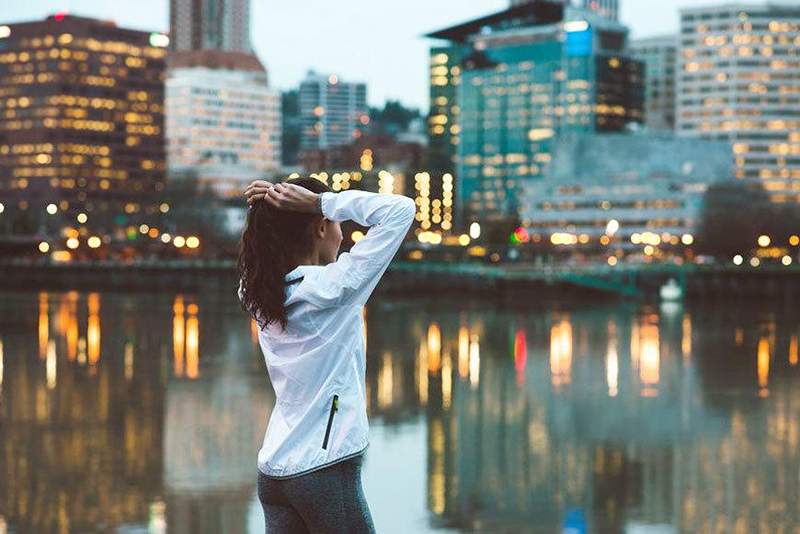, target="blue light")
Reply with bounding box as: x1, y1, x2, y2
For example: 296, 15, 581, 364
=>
566, 29, 592, 57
